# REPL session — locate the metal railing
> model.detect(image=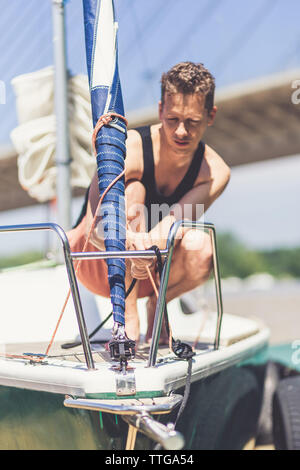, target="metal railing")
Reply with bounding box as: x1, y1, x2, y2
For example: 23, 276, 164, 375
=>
147, 220, 223, 367
0, 223, 95, 369
0, 220, 223, 370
